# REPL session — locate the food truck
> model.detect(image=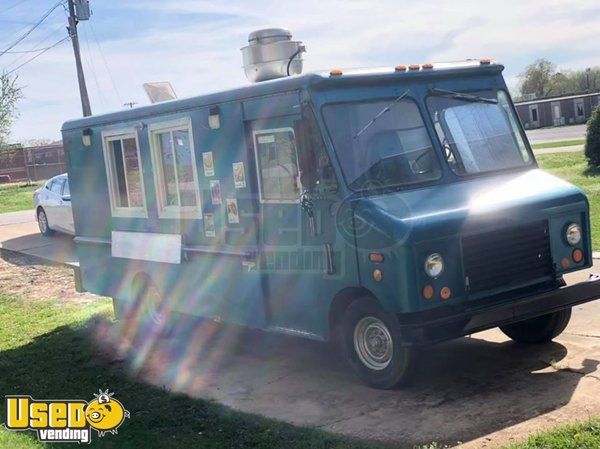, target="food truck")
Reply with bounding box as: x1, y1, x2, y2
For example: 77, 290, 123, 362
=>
62, 29, 600, 389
